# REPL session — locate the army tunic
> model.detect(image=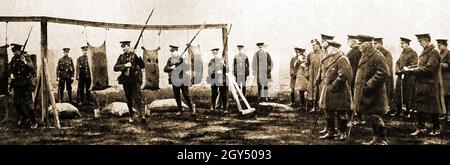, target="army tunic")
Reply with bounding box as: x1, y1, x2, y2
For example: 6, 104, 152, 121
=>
346, 47, 363, 94
57, 55, 74, 102
305, 50, 321, 101
440, 49, 450, 96
76, 55, 91, 103
377, 47, 394, 105
406, 44, 446, 115
114, 52, 145, 117
233, 53, 249, 85
393, 47, 418, 111
163, 54, 194, 112
8, 53, 36, 123
207, 58, 229, 110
